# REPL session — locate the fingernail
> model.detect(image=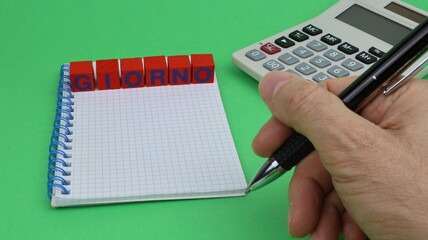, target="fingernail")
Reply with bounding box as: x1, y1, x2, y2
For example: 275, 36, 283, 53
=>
259, 72, 292, 102
343, 220, 353, 240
